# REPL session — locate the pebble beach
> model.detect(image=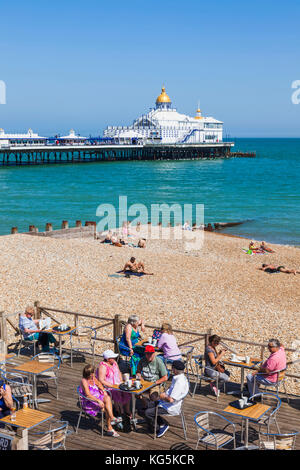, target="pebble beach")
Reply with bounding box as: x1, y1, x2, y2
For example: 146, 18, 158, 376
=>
1, 228, 299, 394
